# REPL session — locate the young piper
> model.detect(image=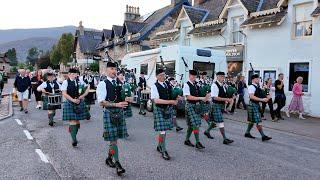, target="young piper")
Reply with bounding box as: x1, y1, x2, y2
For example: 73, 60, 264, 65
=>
96, 62, 129, 176
245, 74, 272, 141
205, 72, 234, 145
151, 69, 177, 160
117, 71, 133, 118
37, 72, 61, 126
61, 68, 91, 147
79, 68, 97, 111
183, 70, 209, 149
167, 77, 183, 132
